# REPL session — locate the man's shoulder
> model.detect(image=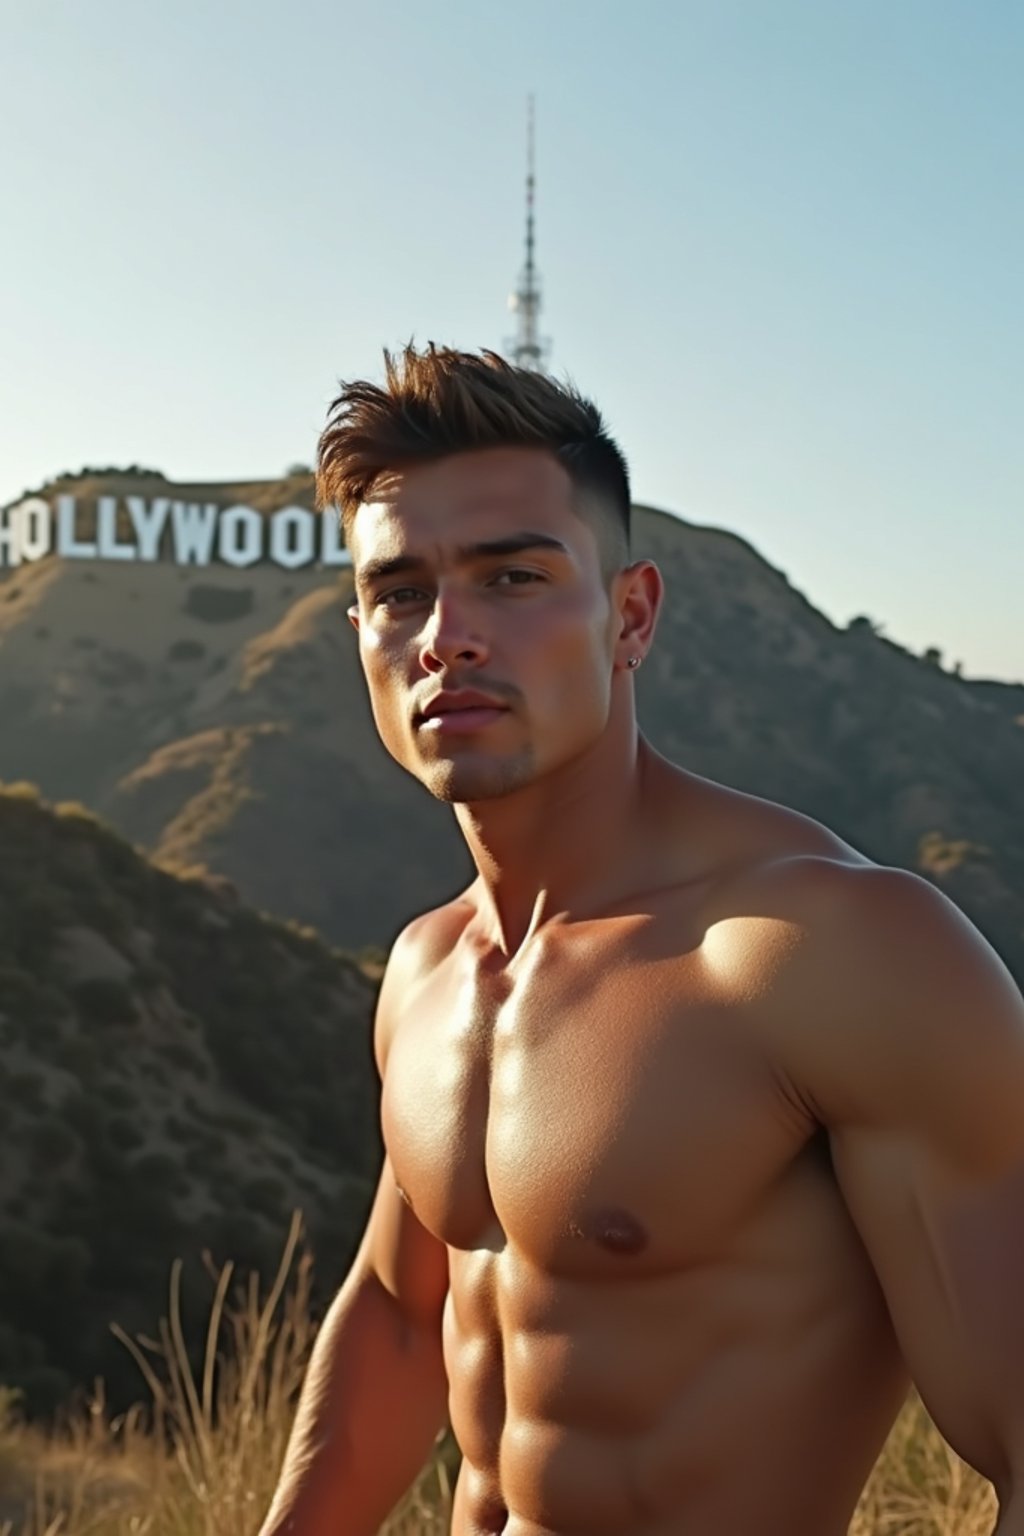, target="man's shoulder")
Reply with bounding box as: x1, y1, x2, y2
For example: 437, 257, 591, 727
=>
687, 791, 941, 1116
722, 820, 947, 1009
735, 835, 954, 943
387, 896, 476, 975
740, 841, 1017, 1129
372, 896, 475, 1072
679, 768, 874, 888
